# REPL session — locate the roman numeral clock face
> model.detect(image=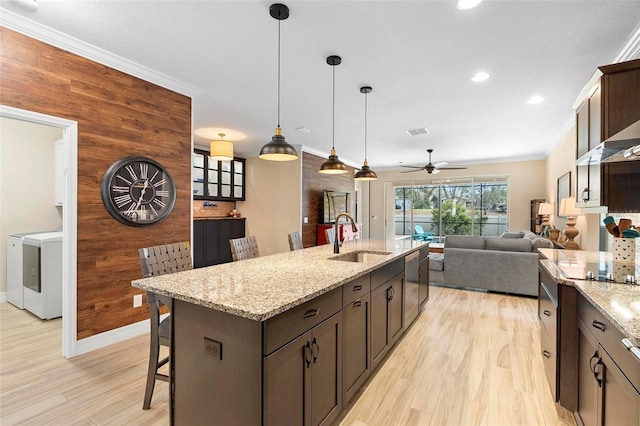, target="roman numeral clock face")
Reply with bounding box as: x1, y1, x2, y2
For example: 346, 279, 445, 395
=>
101, 156, 176, 226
